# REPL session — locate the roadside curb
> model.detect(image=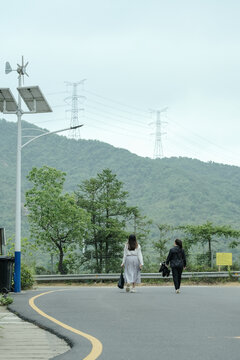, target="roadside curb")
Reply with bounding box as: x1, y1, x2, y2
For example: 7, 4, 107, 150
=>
0, 304, 69, 359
